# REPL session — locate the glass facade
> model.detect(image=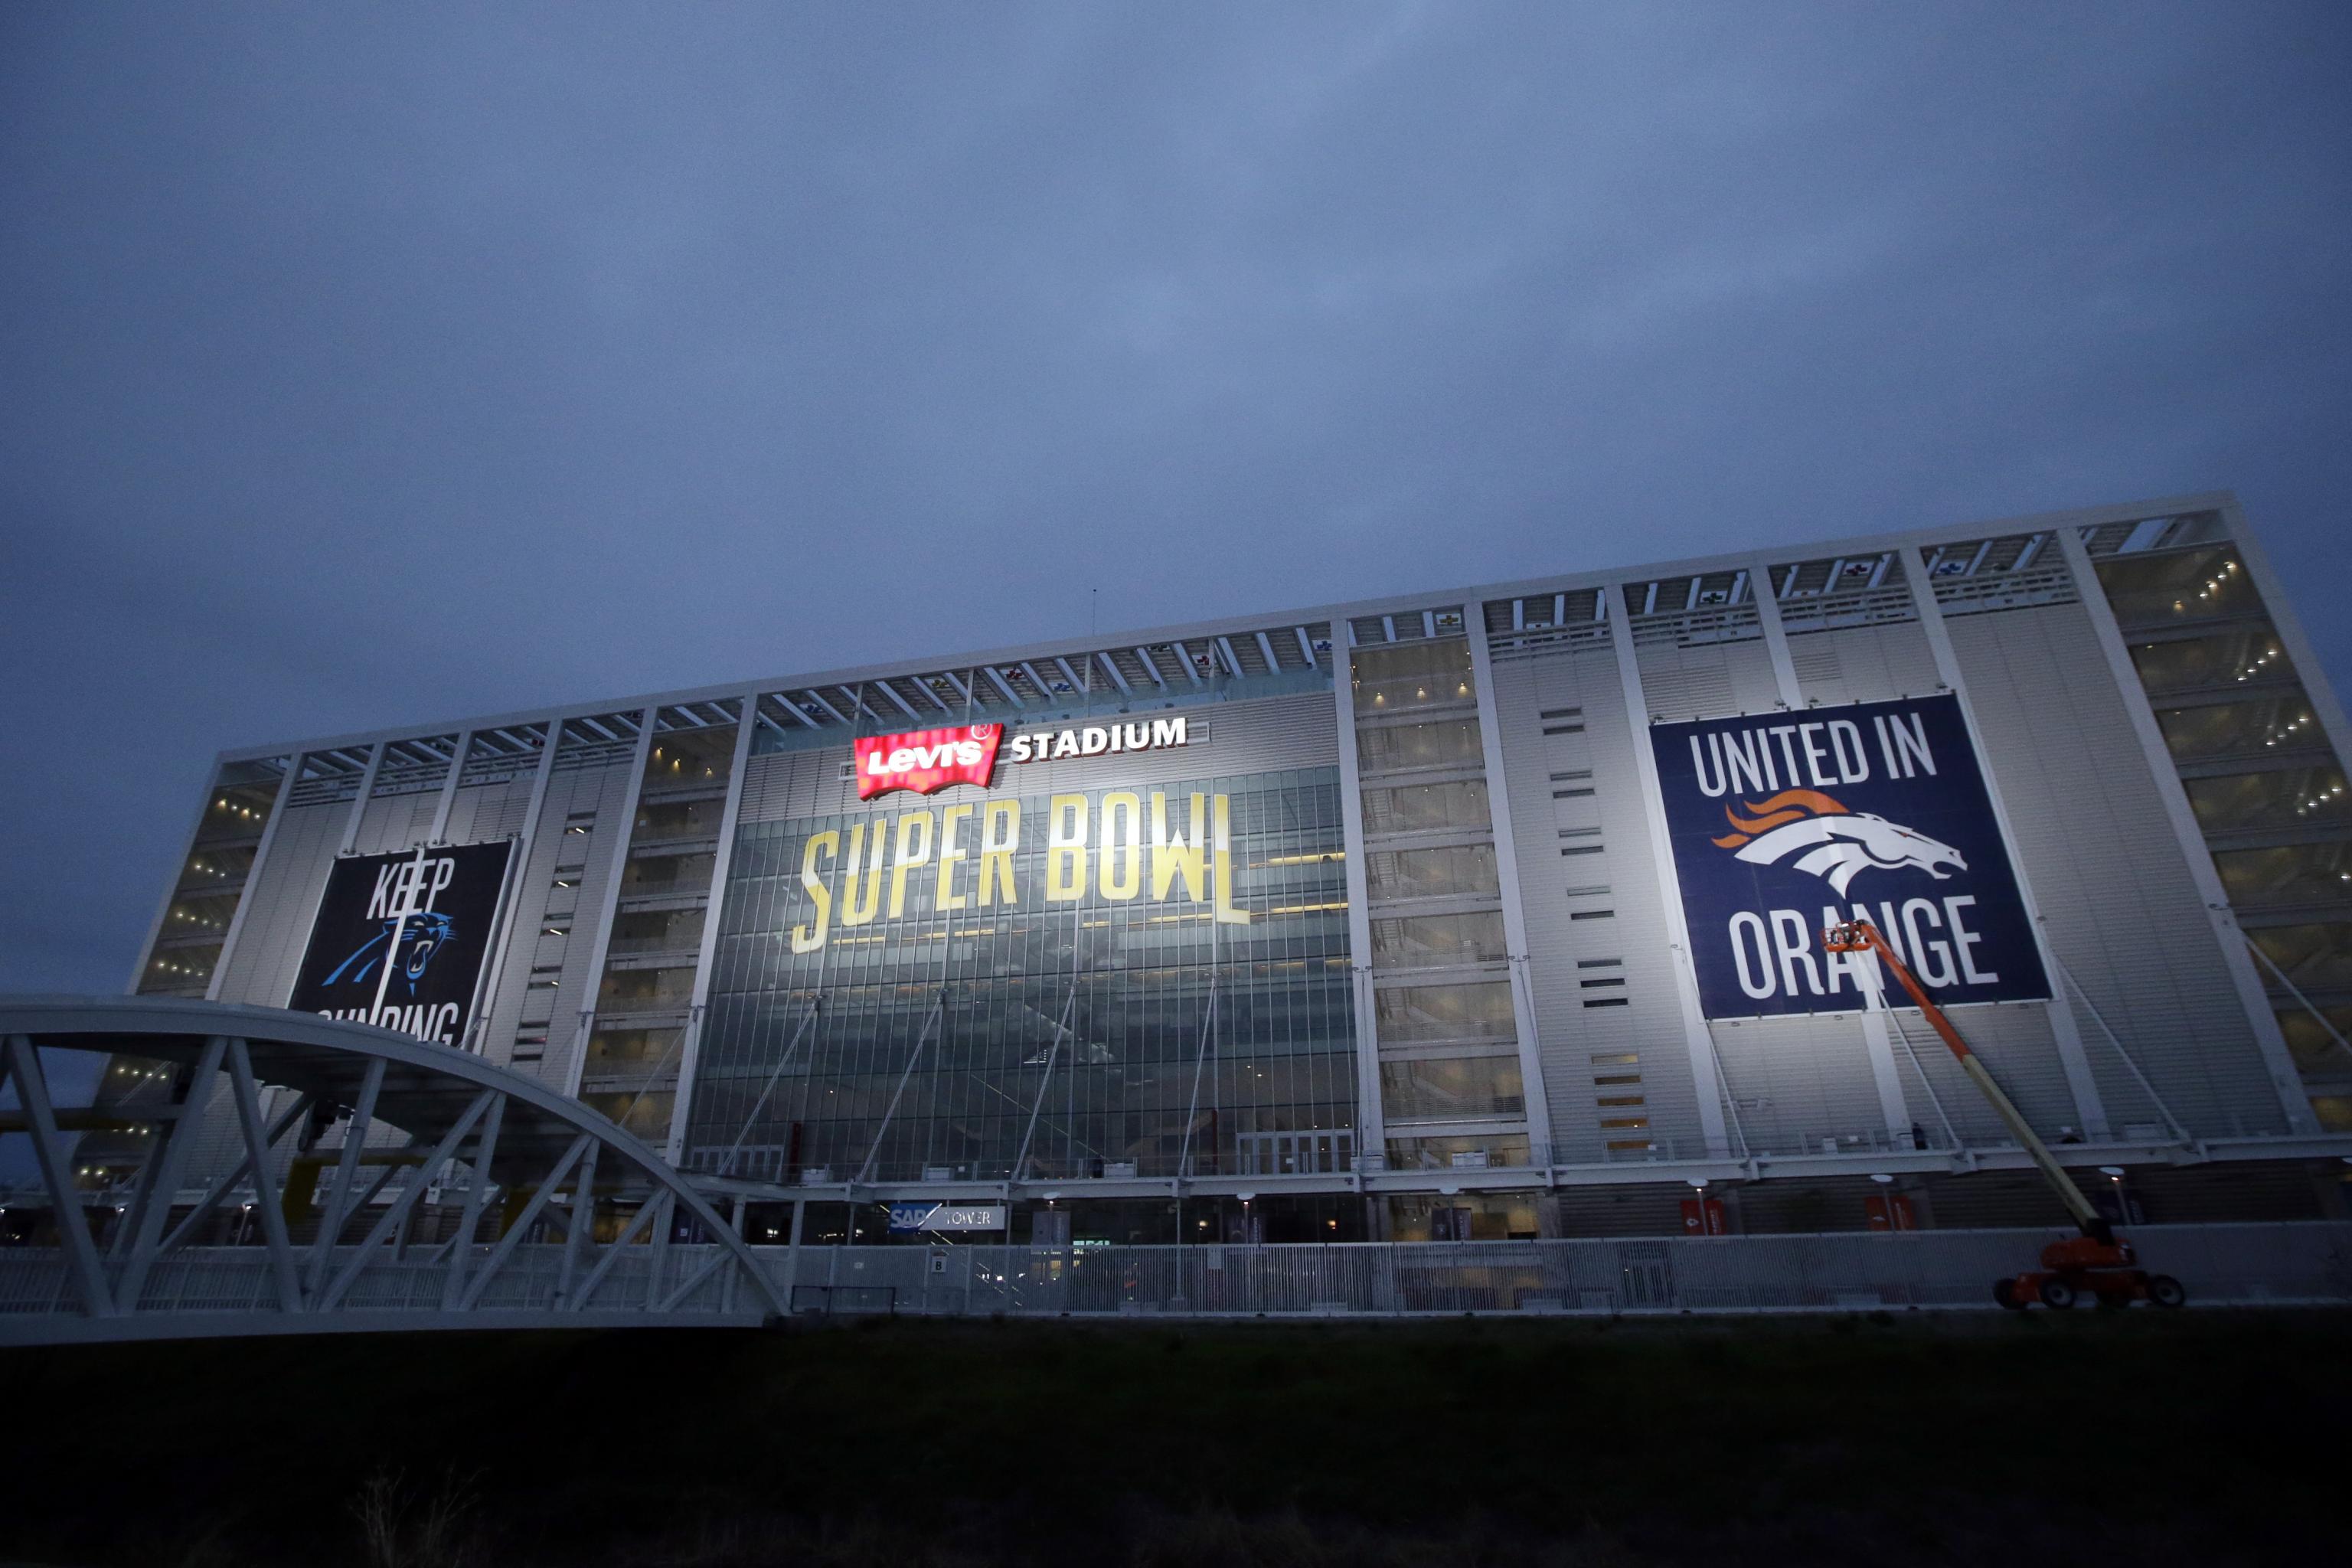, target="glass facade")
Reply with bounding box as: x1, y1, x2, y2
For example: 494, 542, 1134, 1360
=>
2088, 519, 2352, 1119
682, 766, 1355, 1183
139, 756, 289, 998
1349, 622, 1540, 1200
